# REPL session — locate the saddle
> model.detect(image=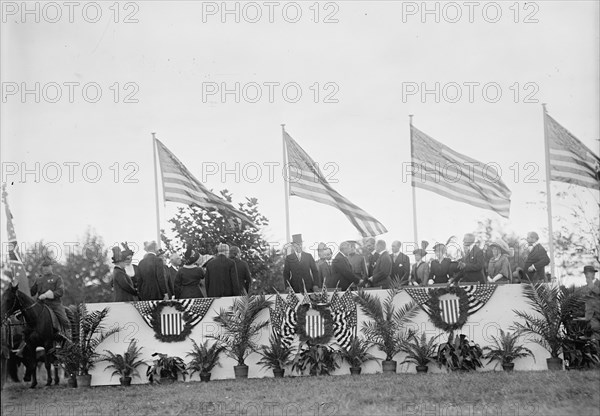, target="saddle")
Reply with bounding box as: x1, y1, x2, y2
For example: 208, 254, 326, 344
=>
41, 303, 62, 335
